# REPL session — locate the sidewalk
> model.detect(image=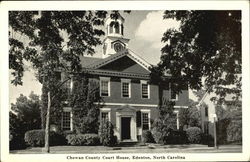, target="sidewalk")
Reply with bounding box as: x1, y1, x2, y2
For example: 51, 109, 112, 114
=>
10, 144, 242, 154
